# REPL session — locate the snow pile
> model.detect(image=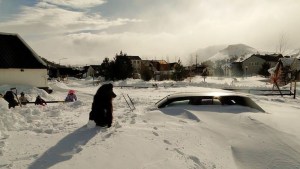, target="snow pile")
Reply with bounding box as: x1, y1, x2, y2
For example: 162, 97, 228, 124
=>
0, 99, 88, 135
